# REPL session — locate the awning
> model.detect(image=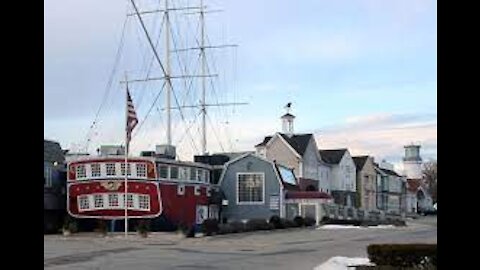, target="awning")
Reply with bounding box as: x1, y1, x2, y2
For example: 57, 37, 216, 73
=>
285, 191, 332, 199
